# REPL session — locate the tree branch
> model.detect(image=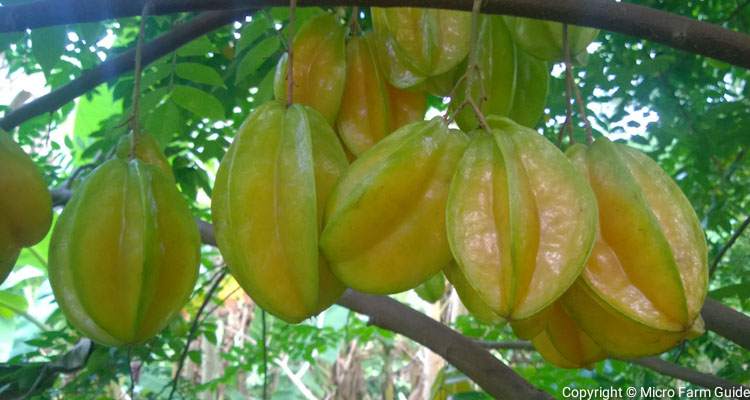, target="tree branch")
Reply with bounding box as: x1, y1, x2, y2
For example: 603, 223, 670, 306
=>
709, 214, 750, 277
0, 8, 254, 131
632, 357, 746, 391
1, 0, 749, 69
702, 298, 750, 351
337, 290, 553, 400
475, 340, 746, 391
